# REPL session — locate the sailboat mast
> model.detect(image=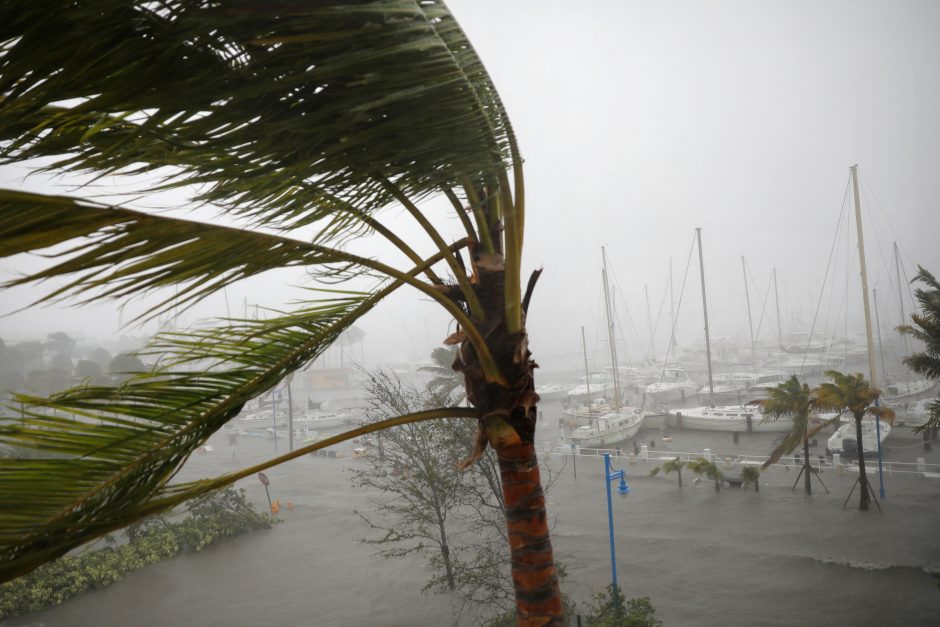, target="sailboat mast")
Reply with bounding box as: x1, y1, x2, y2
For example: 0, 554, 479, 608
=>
773, 268, 784, 351
645, 284, 656, 362
851, 165, 879, 387
669, 257, 677, 348
873, 288, 889, 385
601, 248, 622, 407
894, 241, 909, 356
696, 228, 714, 401
742, 256, 755, 357
581, 326, 593, 413
613, 285, 631, 366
